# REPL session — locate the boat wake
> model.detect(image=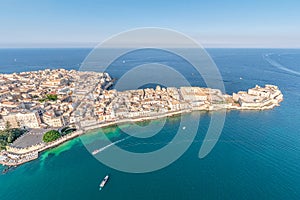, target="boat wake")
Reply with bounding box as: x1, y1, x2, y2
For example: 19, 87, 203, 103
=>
263, 53, 300, 76
92, 135, 132, 155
